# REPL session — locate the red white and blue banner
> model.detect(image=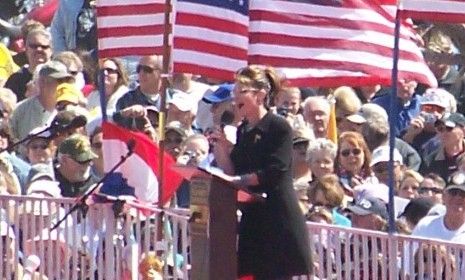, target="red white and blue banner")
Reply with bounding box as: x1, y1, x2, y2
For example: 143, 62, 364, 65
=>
102, 122, 183, 205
